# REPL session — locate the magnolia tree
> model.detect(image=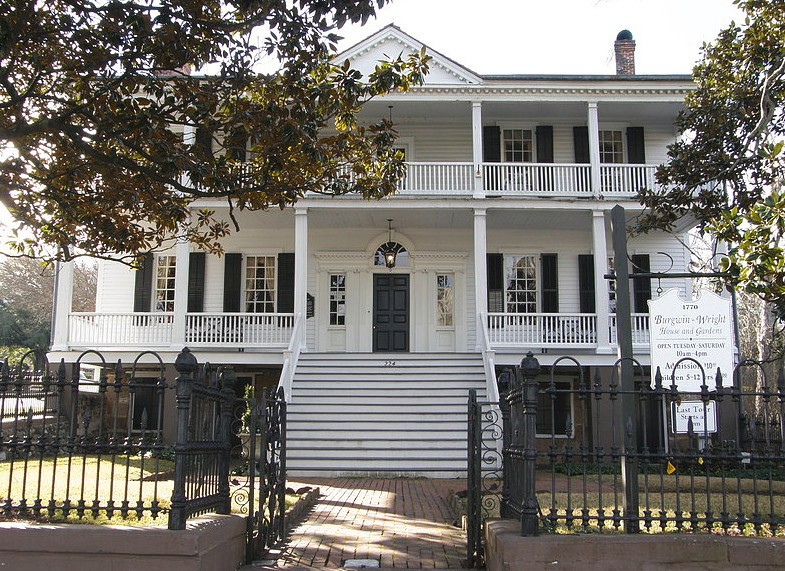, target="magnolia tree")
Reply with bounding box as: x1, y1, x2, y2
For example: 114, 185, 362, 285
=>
636, 0, 785, 317
0, 0, 429, 262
